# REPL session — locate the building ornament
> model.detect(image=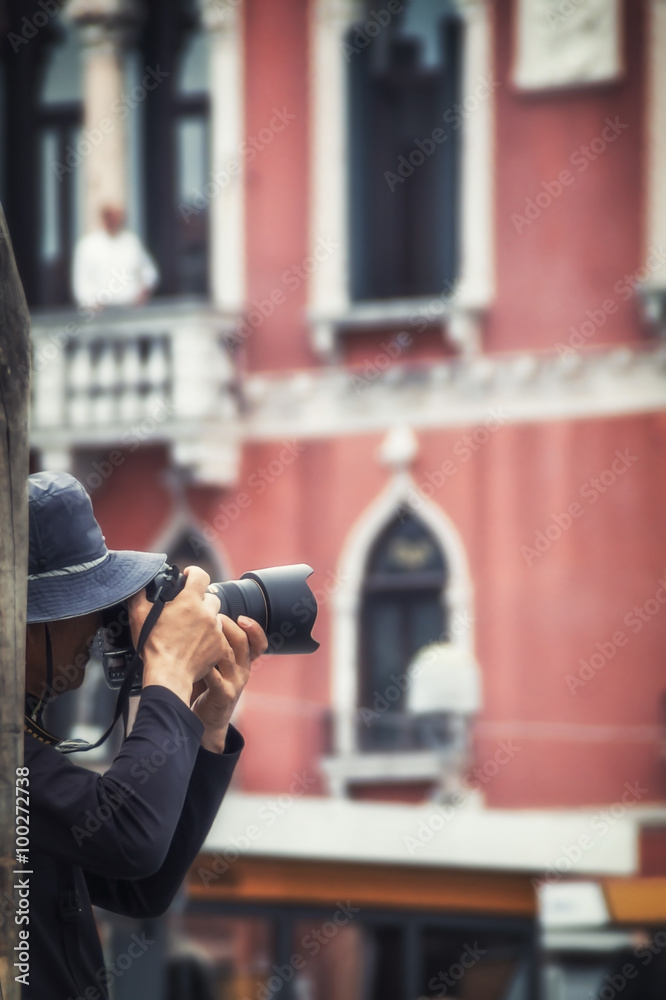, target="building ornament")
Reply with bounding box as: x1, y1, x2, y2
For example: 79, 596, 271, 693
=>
242, 345, 666, 442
